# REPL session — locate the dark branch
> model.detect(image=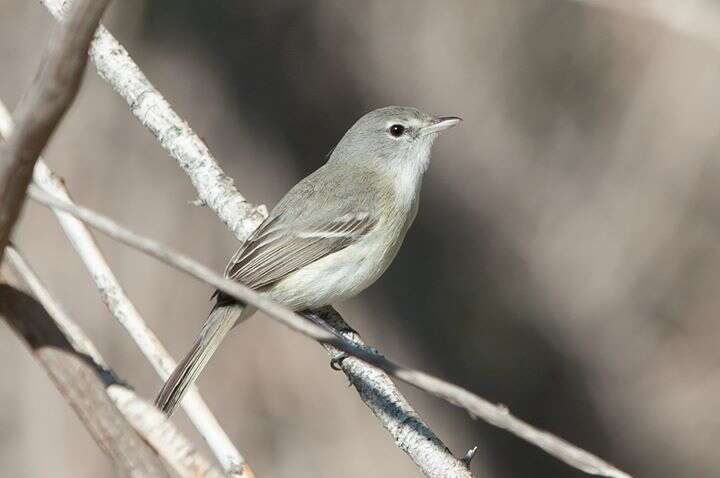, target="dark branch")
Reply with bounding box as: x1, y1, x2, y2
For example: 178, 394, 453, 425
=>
0, 0, 111, 263
0, 284, 168, 478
